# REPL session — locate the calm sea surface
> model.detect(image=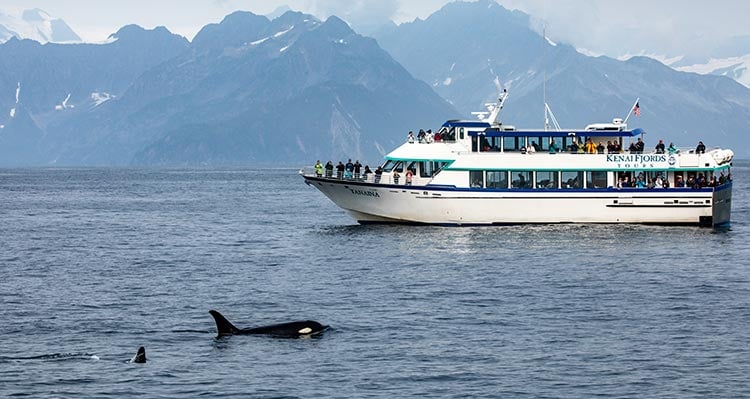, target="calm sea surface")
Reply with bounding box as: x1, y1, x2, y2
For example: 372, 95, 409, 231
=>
1, 162, 749, 398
